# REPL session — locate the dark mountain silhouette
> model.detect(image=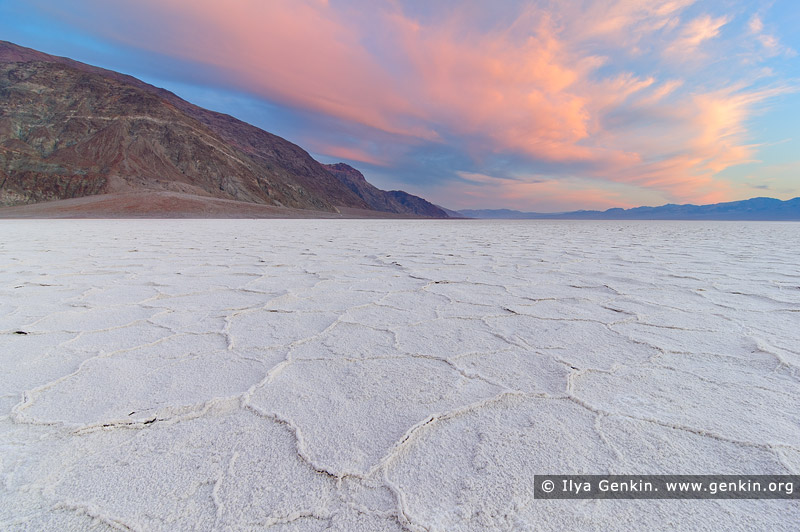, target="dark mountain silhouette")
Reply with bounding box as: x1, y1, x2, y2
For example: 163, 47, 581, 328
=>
460, 197, 800, 220
0, 41, 447, 217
